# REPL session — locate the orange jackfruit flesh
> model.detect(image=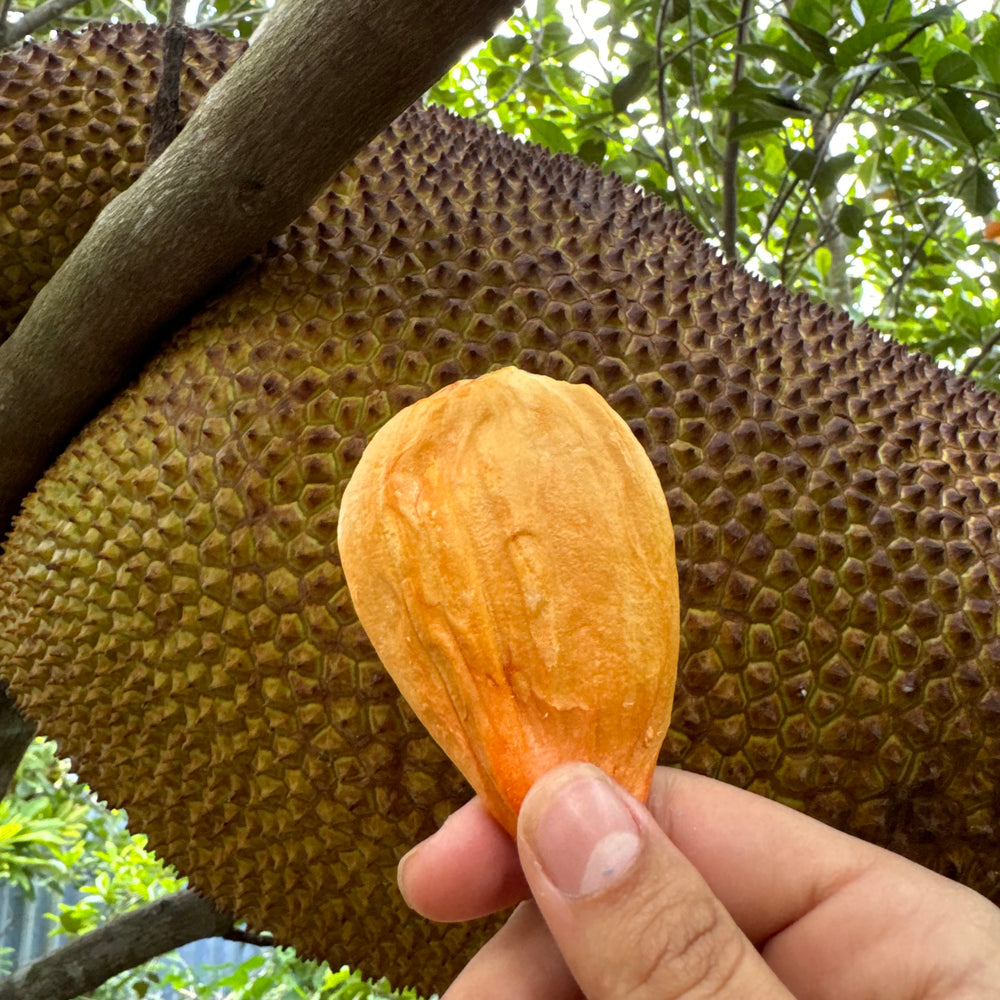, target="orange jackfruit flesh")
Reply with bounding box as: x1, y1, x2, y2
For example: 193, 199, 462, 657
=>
338, 366, 680, 834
